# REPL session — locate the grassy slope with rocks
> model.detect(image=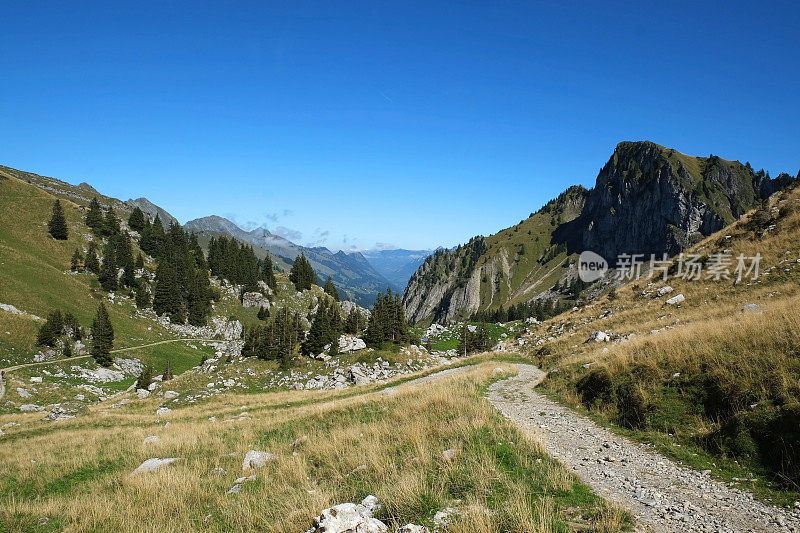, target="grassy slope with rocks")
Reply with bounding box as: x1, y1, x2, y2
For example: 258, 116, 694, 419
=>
516, 182, 800, 505
0, 362, 630, 532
